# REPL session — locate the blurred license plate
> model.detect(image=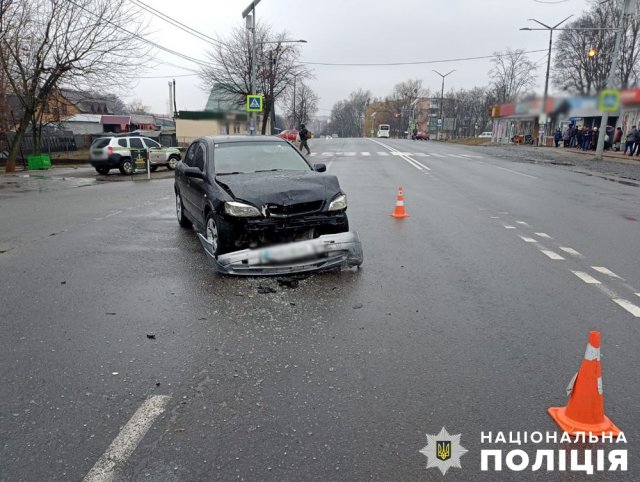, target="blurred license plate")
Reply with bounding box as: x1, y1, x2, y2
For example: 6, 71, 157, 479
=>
260, 242, 317, 262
